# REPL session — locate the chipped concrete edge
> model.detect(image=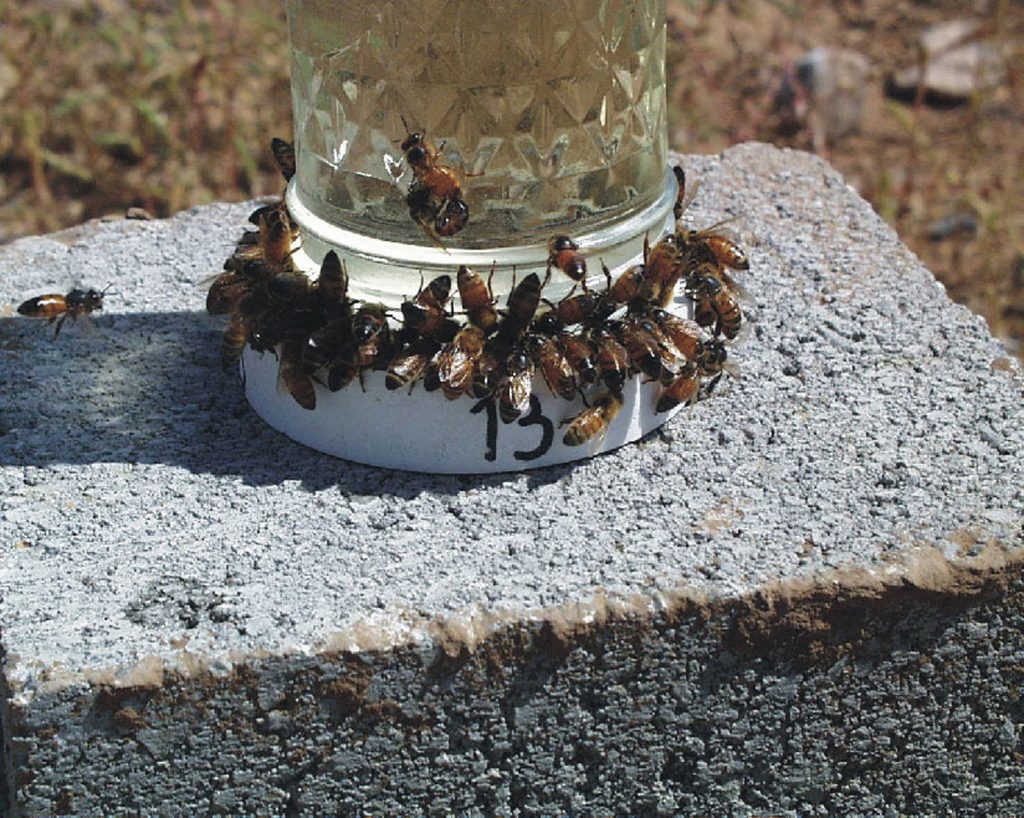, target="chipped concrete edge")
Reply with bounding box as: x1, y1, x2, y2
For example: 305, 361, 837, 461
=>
9, 535, 1023, 702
